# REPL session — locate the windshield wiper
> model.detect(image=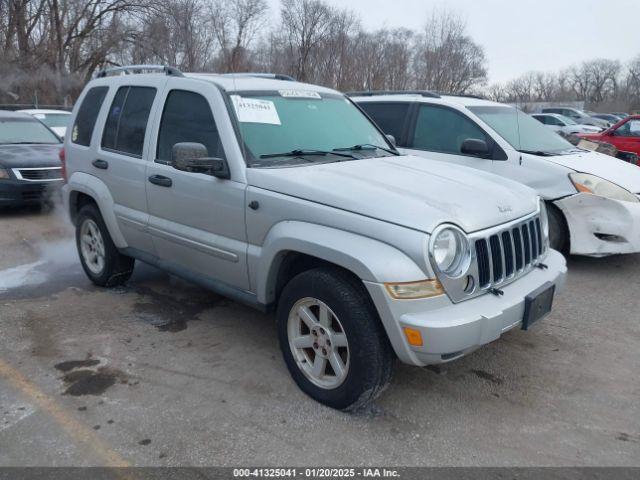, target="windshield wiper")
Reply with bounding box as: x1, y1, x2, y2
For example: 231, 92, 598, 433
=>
333, 144, 399, 155
518, 149, 556, 157
260, 149, 357, 159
